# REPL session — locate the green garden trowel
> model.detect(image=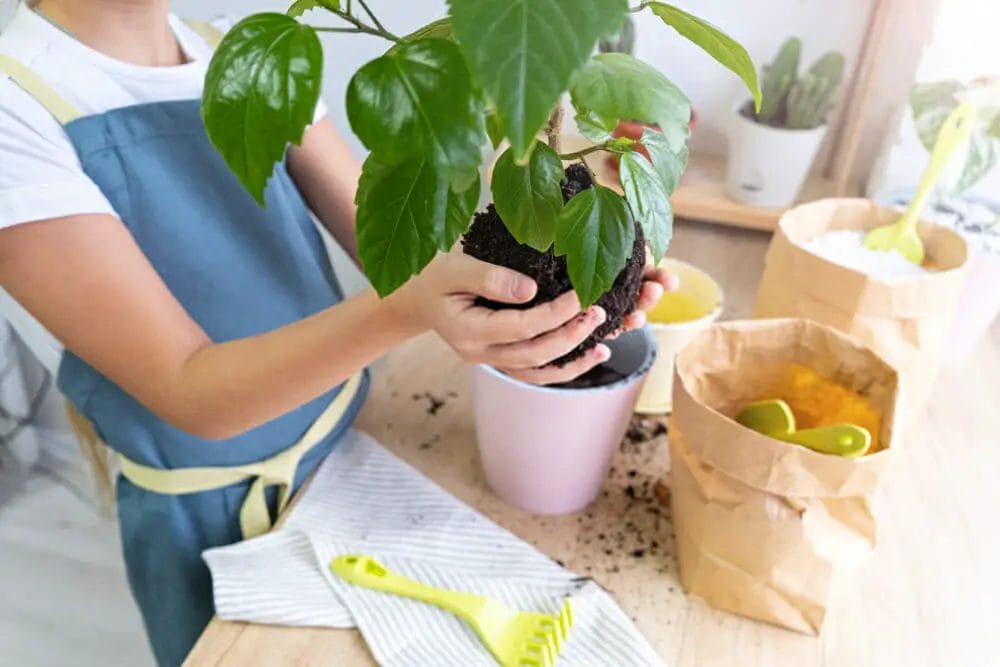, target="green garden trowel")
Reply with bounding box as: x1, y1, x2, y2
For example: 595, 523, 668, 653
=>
735, 399, 871, 458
